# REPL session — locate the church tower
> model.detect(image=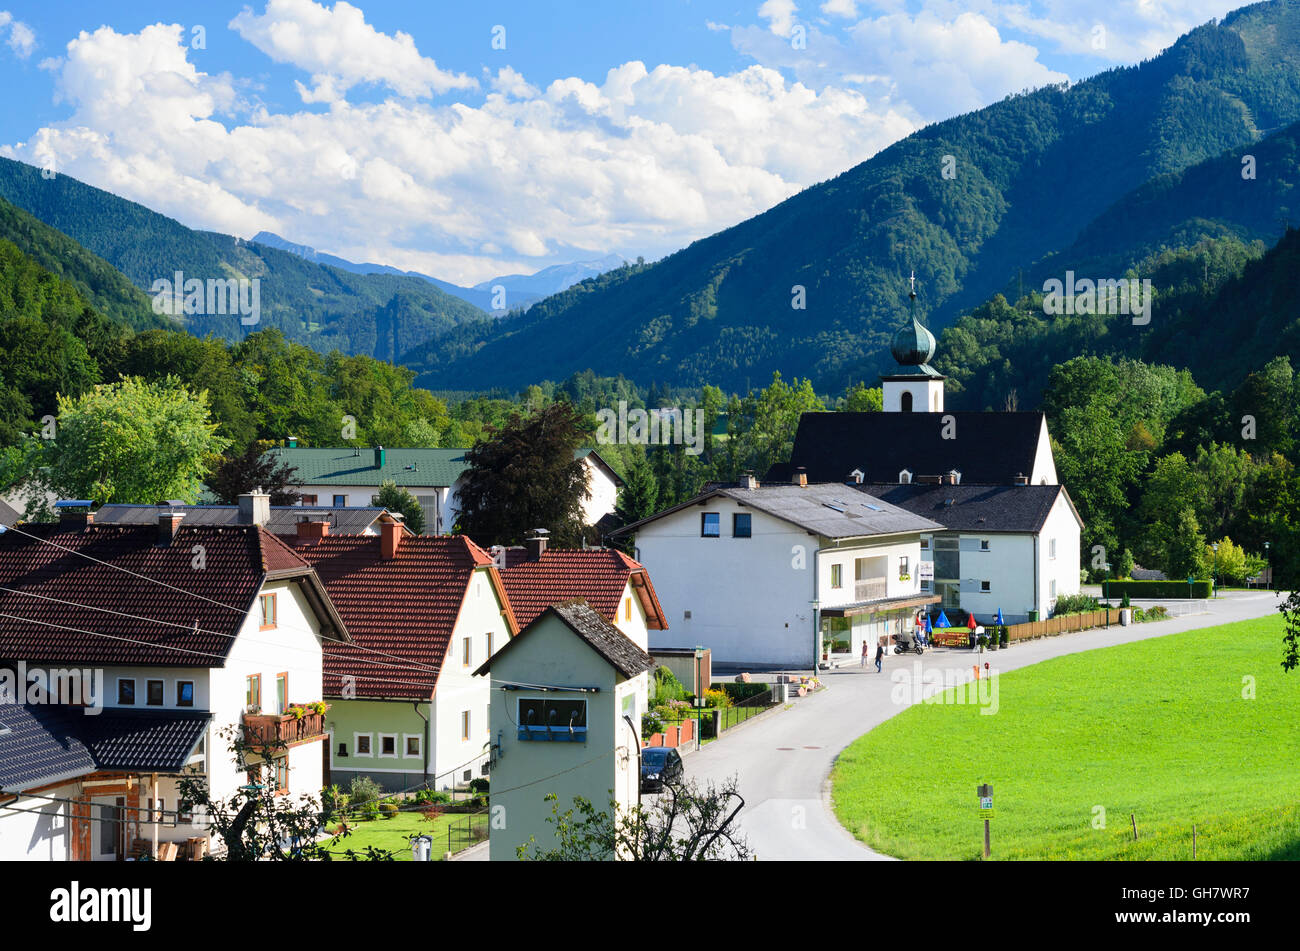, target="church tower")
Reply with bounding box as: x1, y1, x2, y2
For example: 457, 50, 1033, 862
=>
881, 273, 945, 412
